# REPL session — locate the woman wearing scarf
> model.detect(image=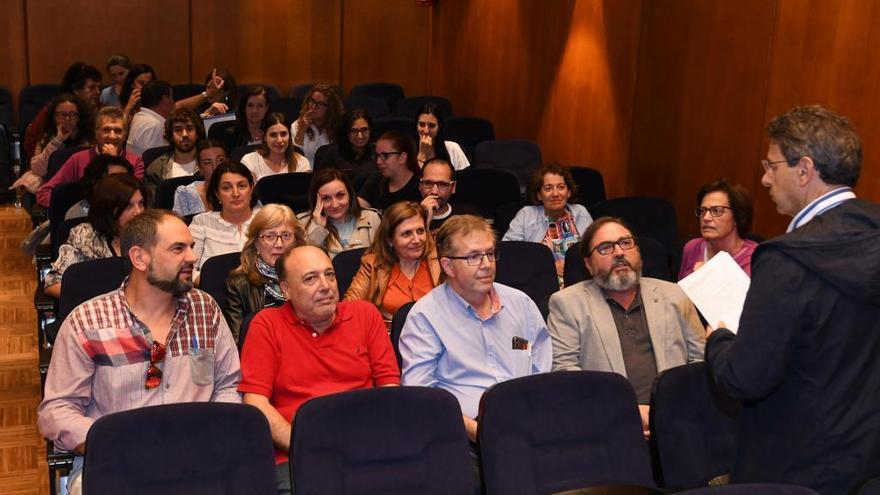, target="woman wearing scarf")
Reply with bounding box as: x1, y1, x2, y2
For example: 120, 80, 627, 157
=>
225, 204, 306, 344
